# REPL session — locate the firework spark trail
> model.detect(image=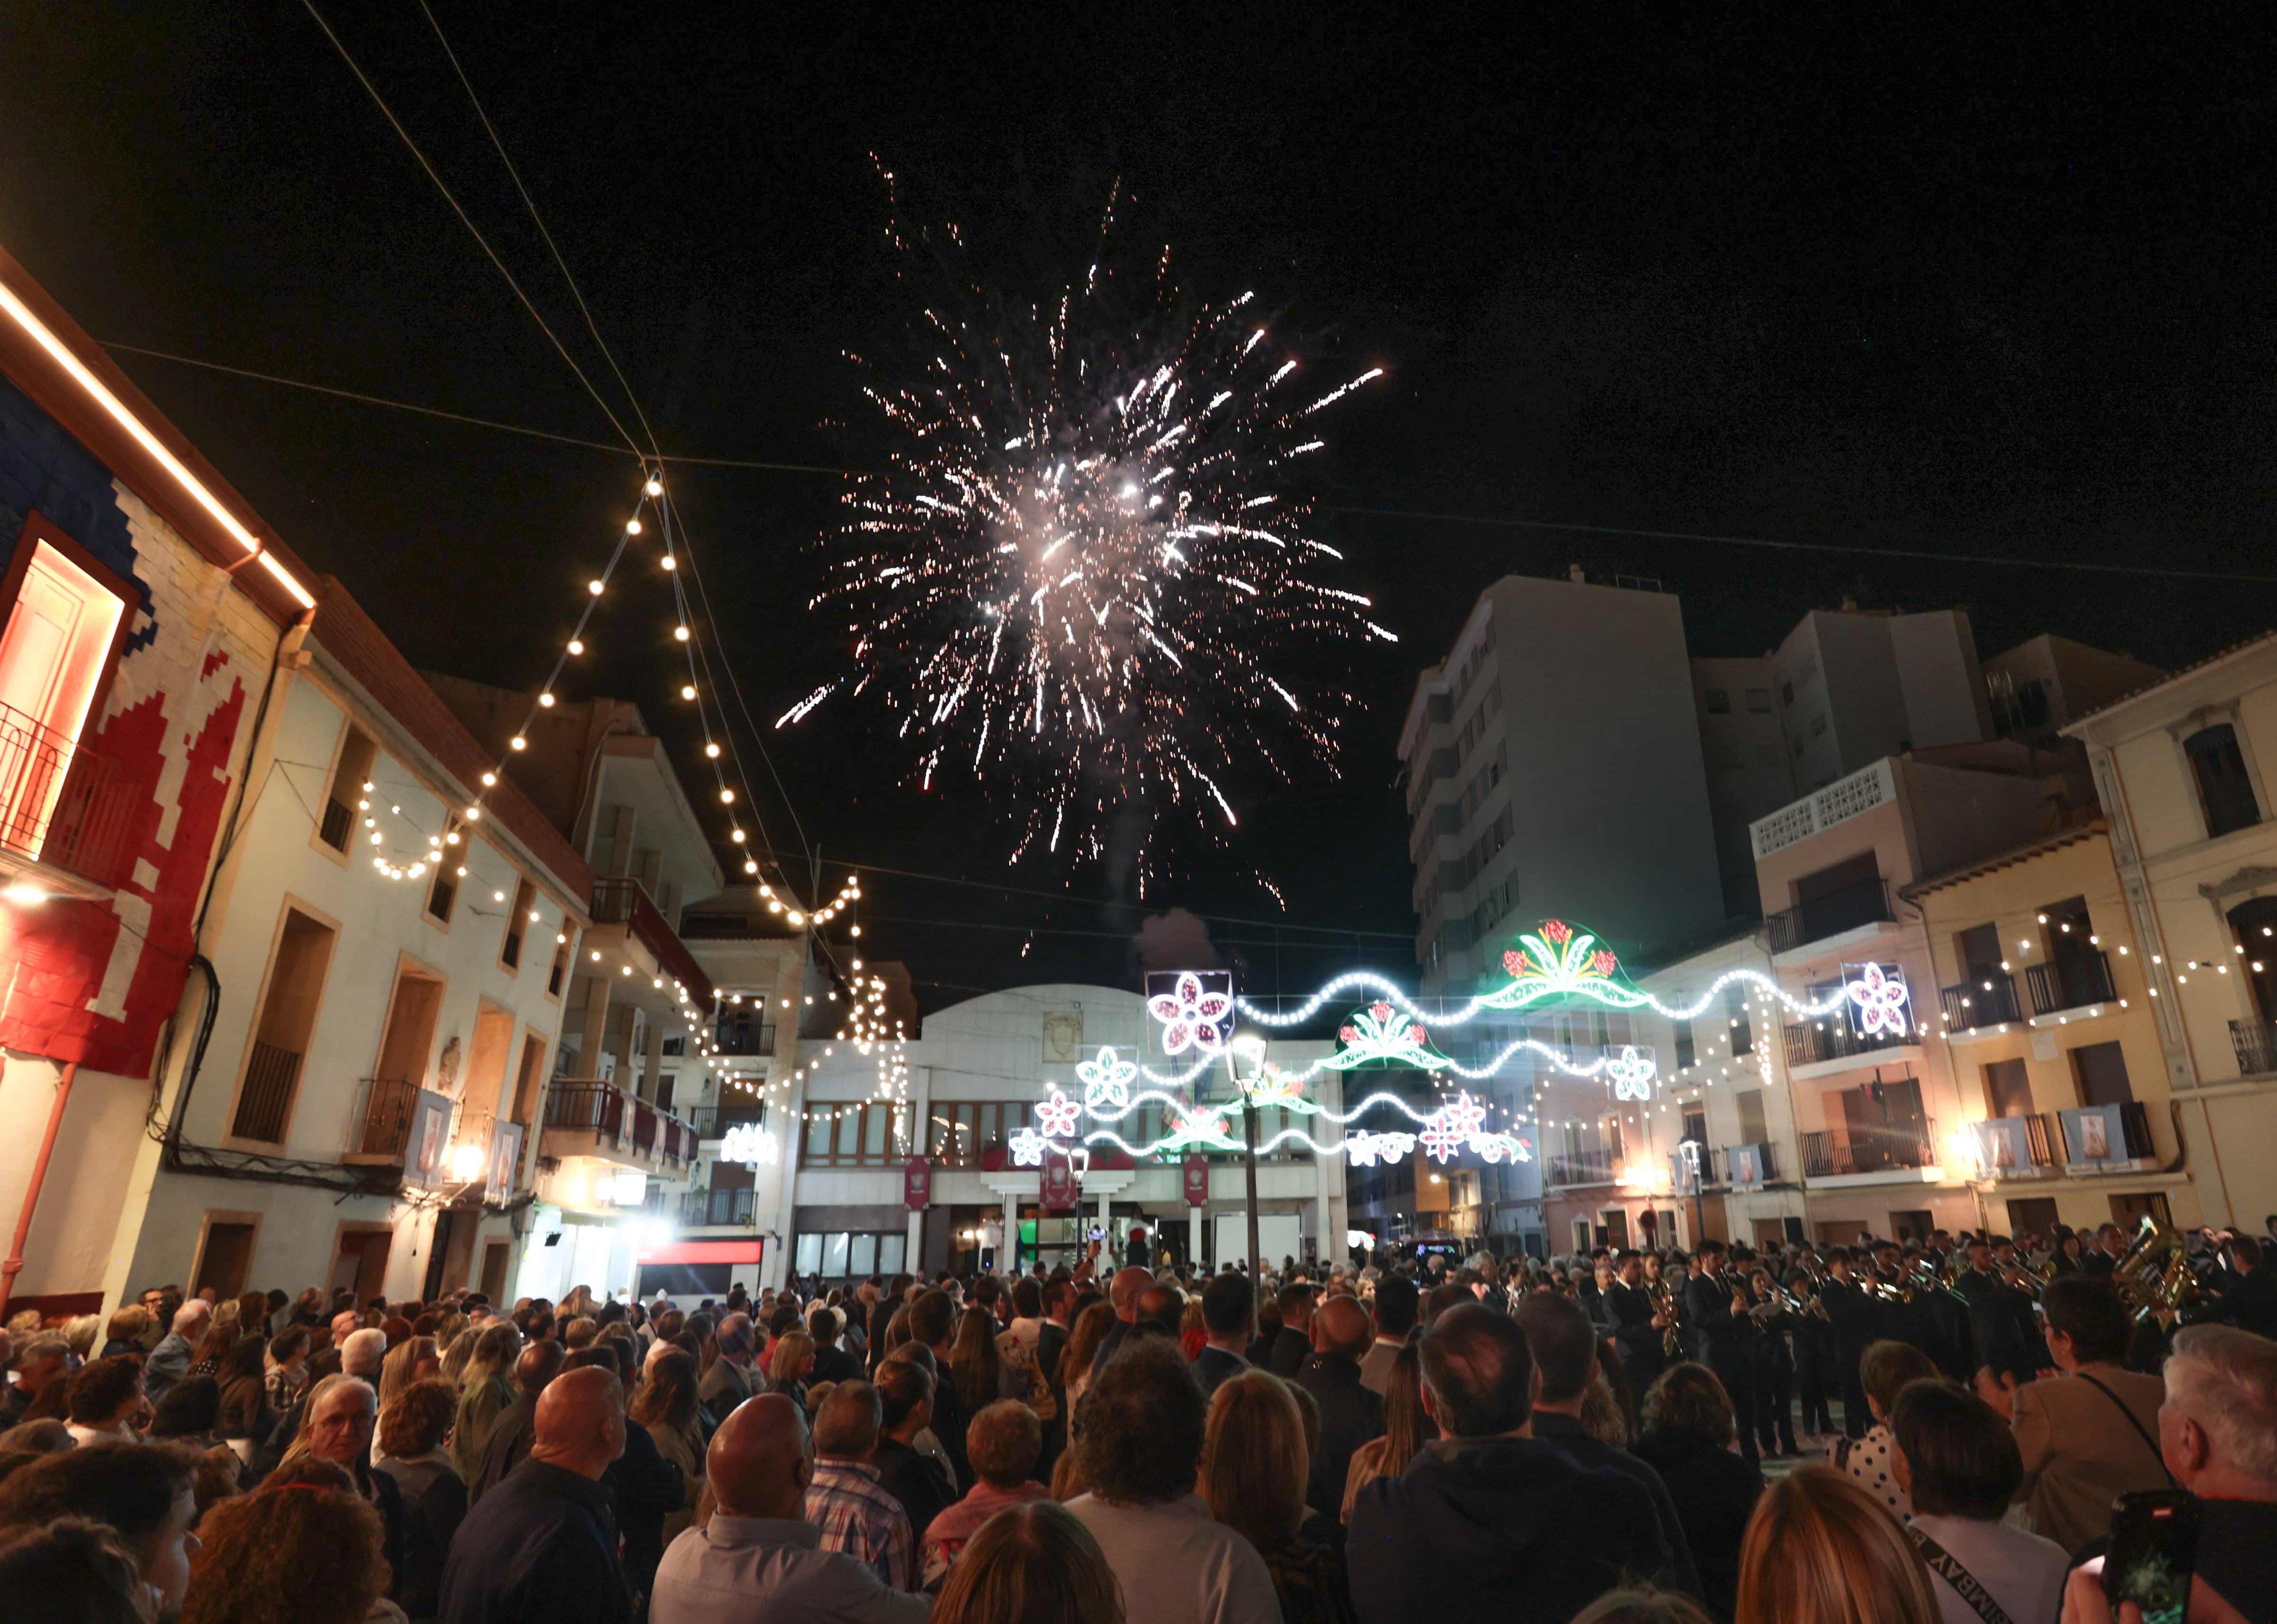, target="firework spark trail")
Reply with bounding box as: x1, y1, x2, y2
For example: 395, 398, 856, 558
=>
806, 189, 1394, 876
